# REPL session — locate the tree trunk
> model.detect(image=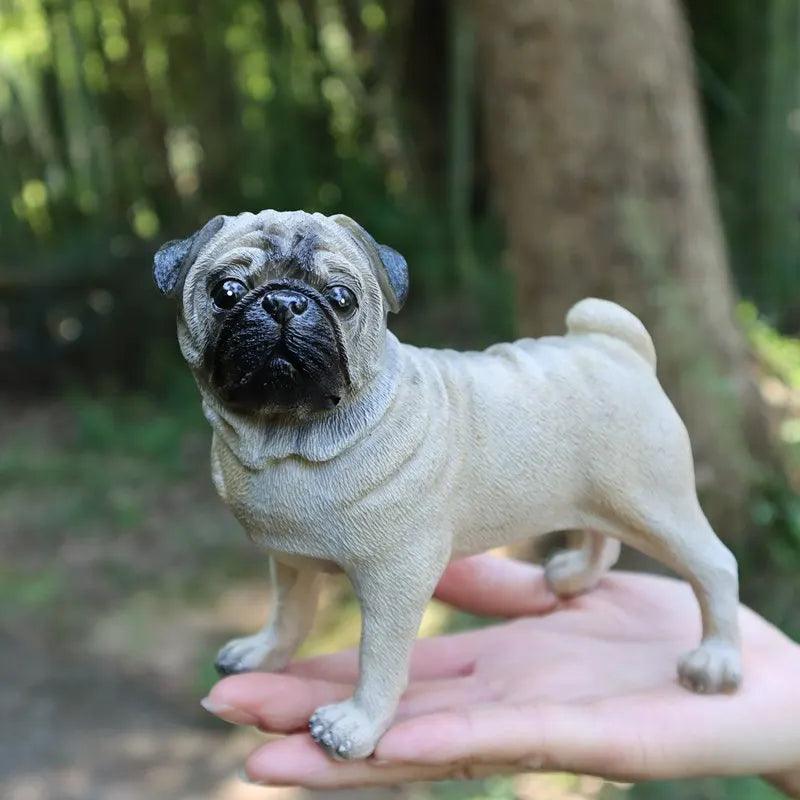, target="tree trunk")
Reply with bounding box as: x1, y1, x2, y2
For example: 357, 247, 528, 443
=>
474, 0, 779, 548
